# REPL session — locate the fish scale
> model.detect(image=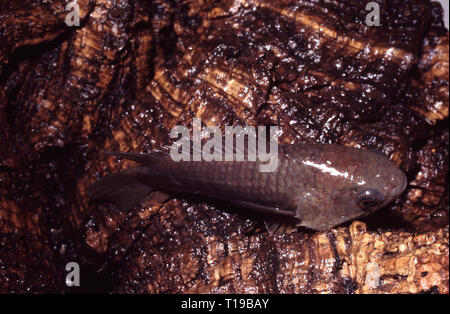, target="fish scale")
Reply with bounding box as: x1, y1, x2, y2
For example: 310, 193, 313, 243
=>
87, 143, 407, 231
